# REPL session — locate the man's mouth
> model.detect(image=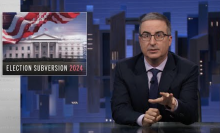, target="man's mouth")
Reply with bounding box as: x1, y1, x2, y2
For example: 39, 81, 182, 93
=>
148, 49, 159, 52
